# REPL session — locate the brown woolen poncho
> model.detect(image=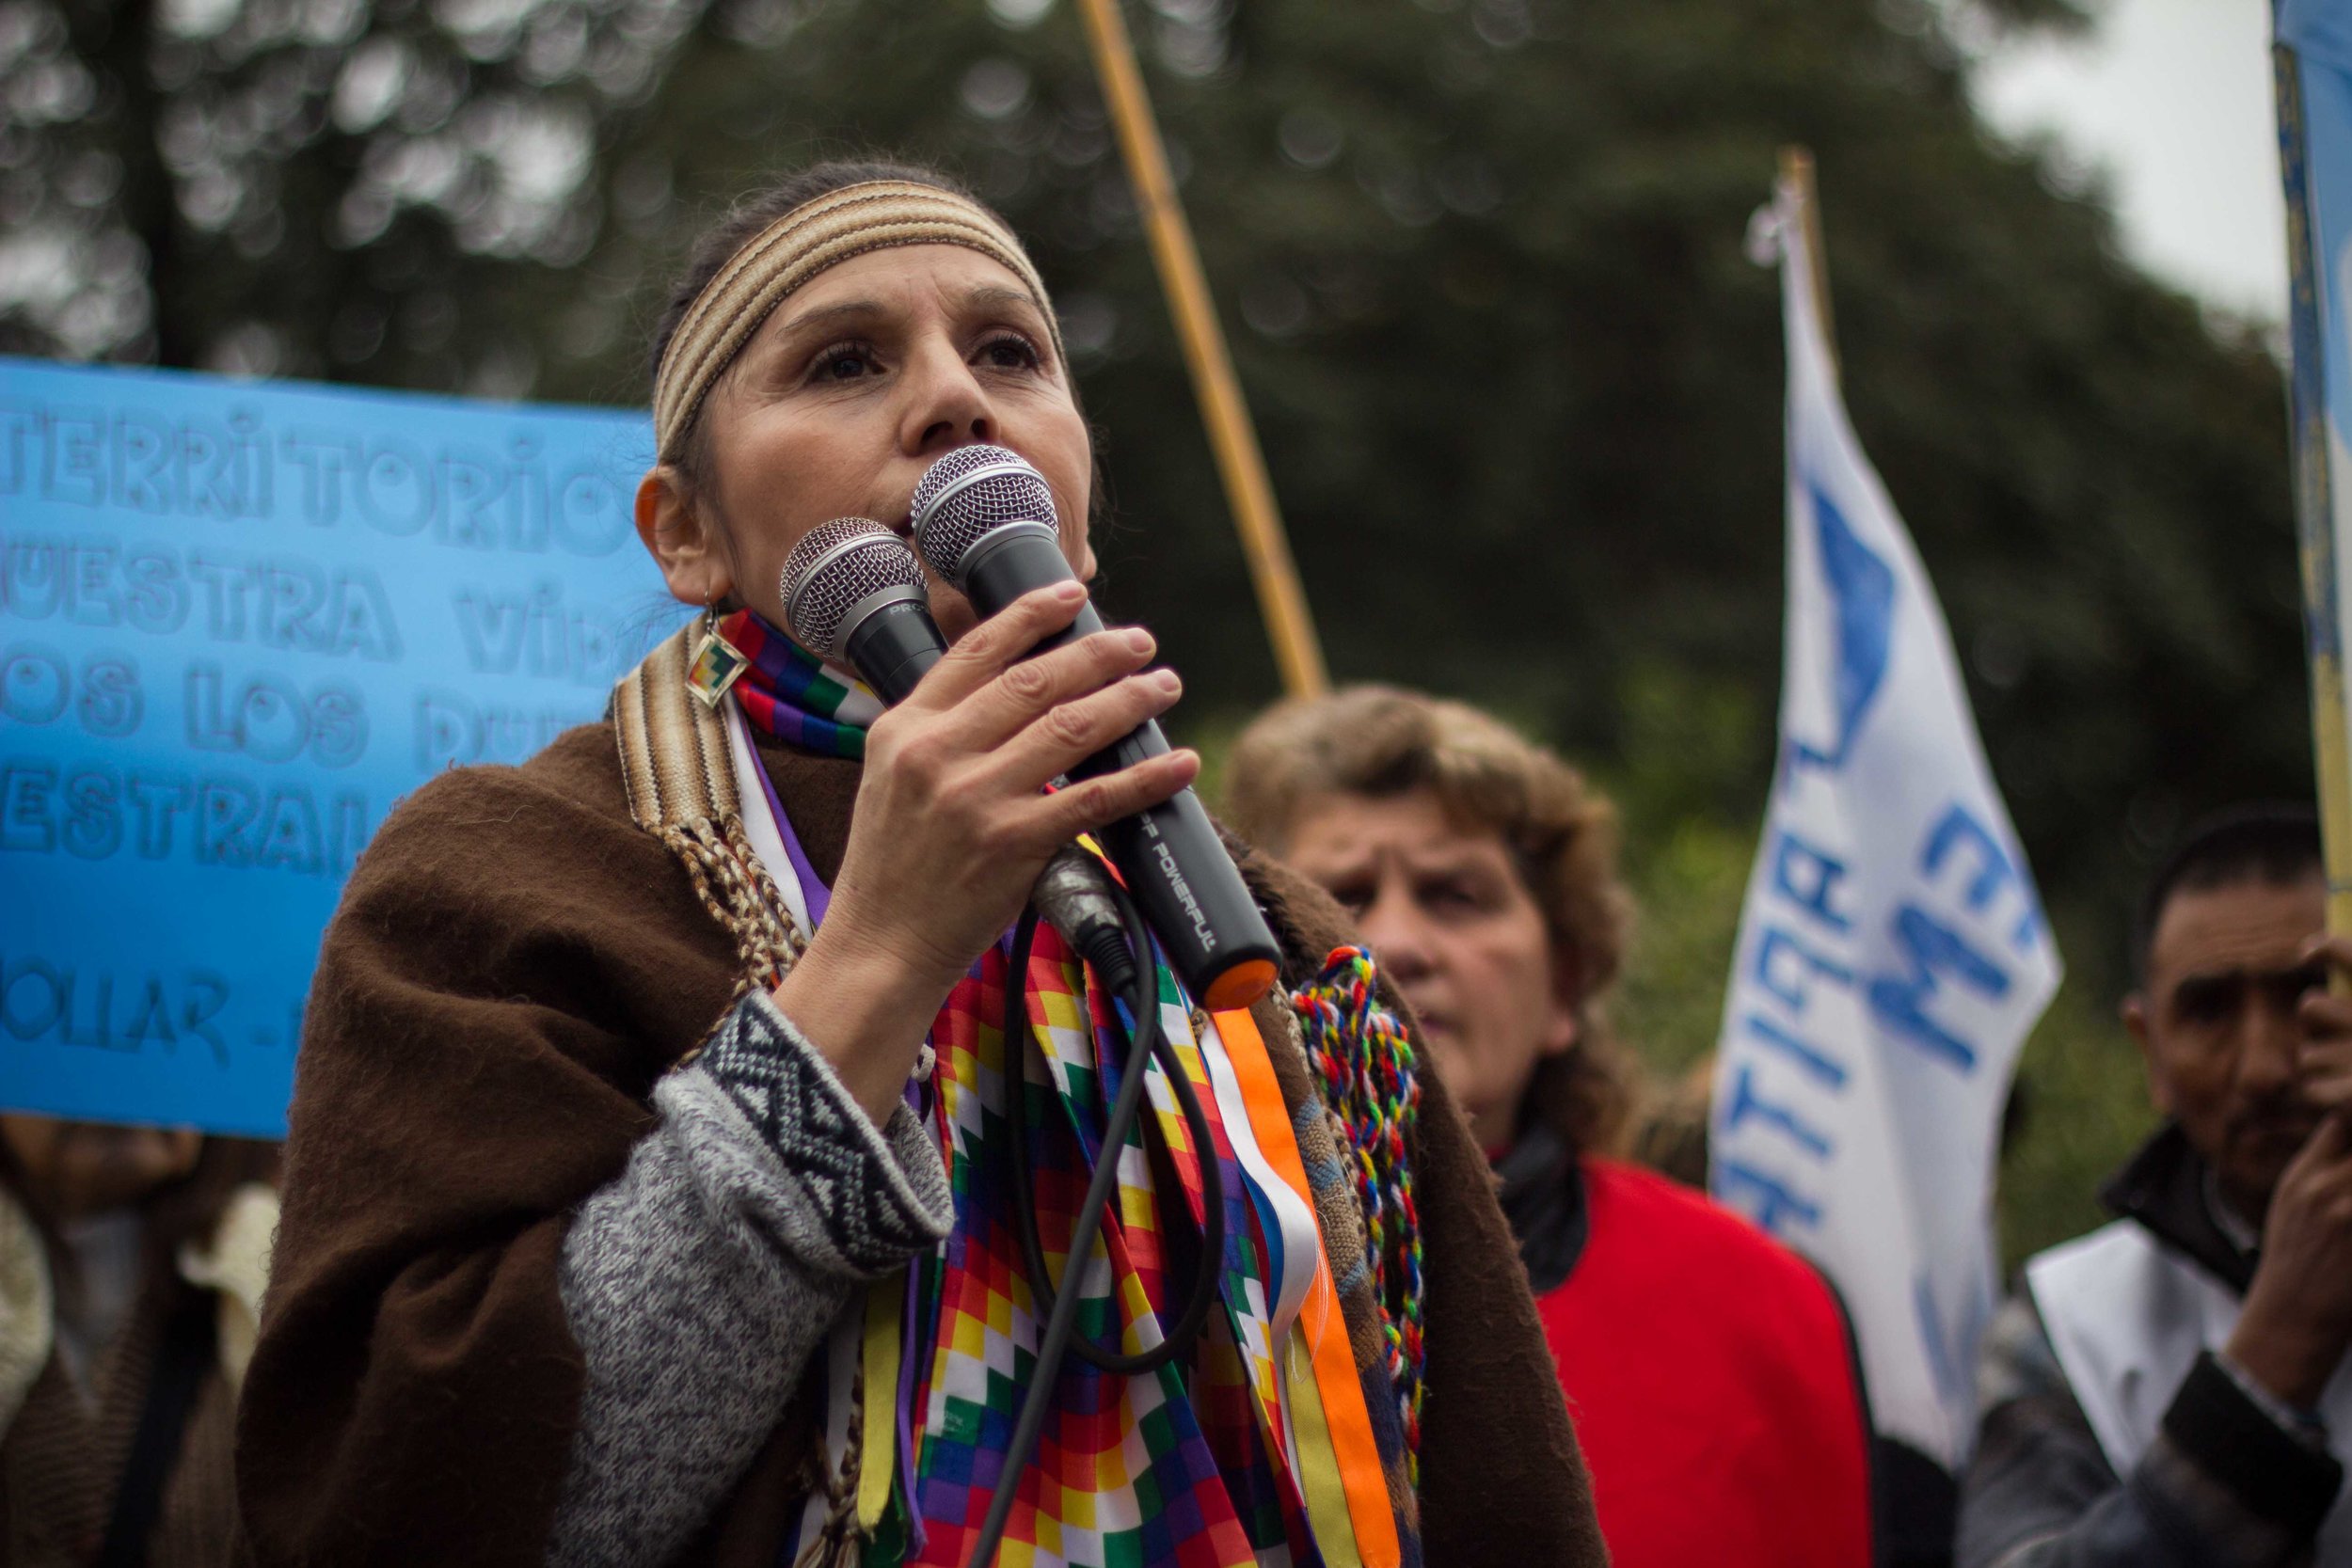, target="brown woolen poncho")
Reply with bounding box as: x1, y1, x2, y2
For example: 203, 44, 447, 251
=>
234, 722, 1603, 1566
